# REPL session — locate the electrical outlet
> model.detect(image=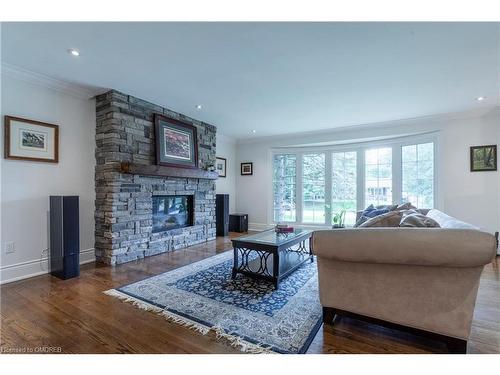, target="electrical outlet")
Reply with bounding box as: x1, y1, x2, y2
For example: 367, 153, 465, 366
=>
4, 242, 15, 254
